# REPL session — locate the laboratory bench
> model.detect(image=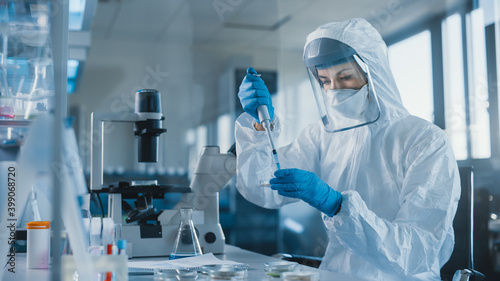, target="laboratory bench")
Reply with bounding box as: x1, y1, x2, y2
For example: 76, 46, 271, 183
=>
1, 245, 363, 281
